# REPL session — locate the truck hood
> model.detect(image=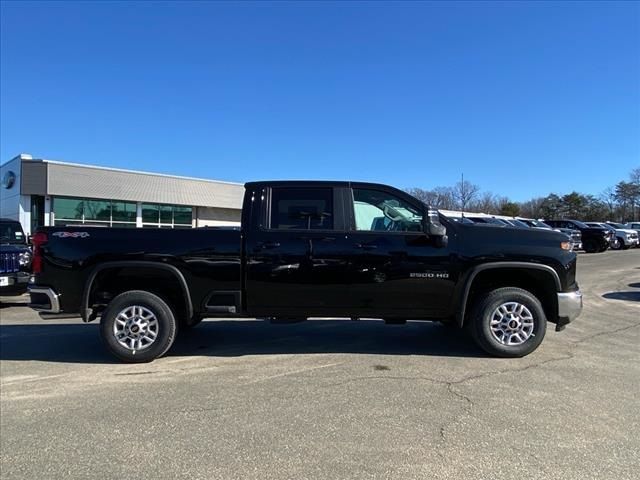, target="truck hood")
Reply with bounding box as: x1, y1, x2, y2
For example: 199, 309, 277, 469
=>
455, 223, 576, 286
